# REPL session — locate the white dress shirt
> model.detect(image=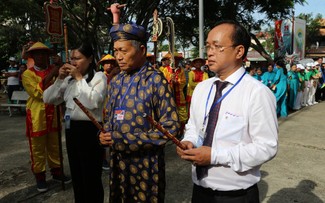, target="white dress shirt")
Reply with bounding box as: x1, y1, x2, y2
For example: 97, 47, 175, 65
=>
43, 71, 107, 122
183, 67, 278, 191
